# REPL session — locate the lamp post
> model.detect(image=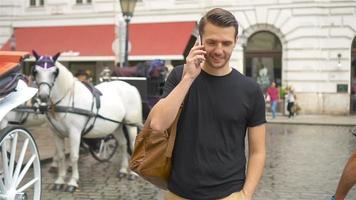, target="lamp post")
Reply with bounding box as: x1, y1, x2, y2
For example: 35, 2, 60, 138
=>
10, 34, 16, 51
119, 0, 137, 67
337, 53, 342, 68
